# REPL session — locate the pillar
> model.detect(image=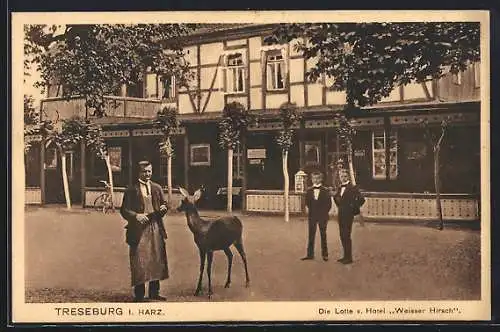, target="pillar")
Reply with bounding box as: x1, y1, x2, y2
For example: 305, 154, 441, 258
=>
80, 140, 86, 208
